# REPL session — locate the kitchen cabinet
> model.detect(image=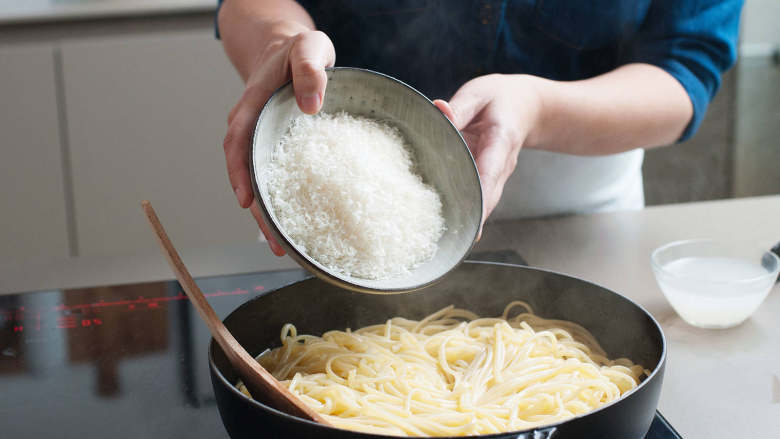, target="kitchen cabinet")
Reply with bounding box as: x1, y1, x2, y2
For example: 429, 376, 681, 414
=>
0, 44, 71, 265
60, 31, 257, 257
